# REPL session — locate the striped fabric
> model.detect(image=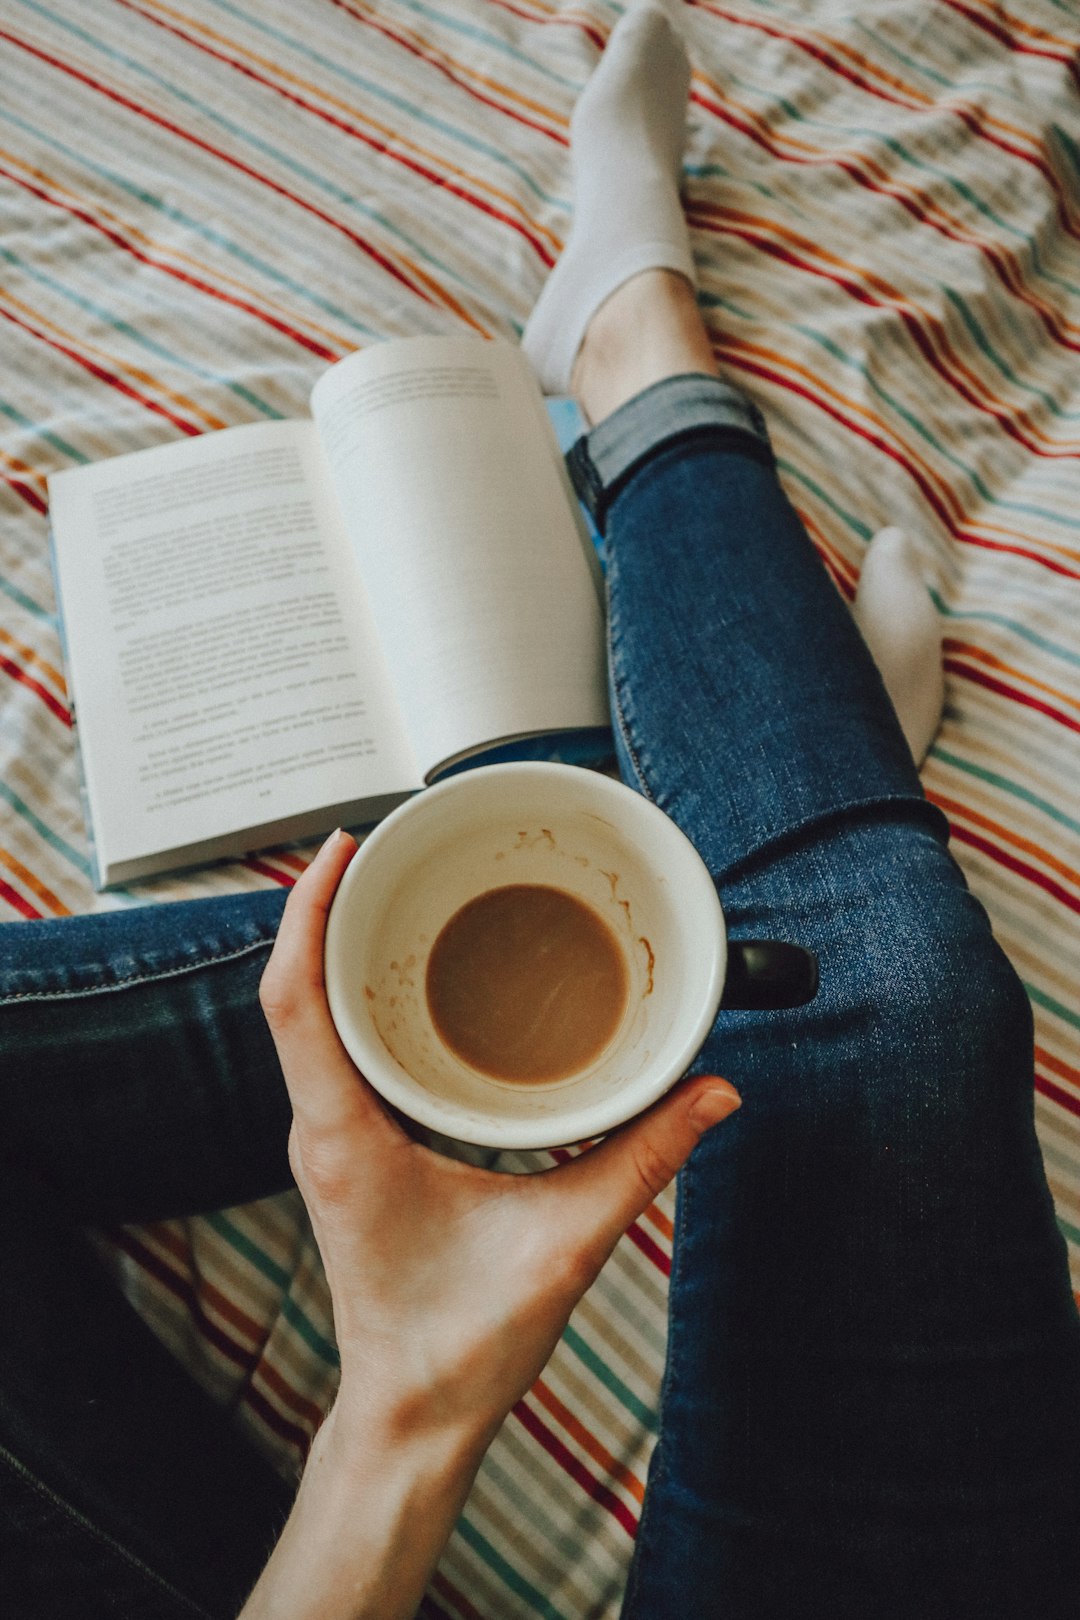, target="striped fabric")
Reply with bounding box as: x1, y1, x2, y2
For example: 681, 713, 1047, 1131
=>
2, 0, 1079, 1613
